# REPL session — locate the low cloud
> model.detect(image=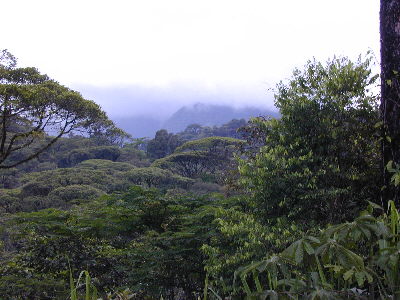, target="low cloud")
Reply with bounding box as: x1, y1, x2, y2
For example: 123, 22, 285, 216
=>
71, 82, 276, 120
